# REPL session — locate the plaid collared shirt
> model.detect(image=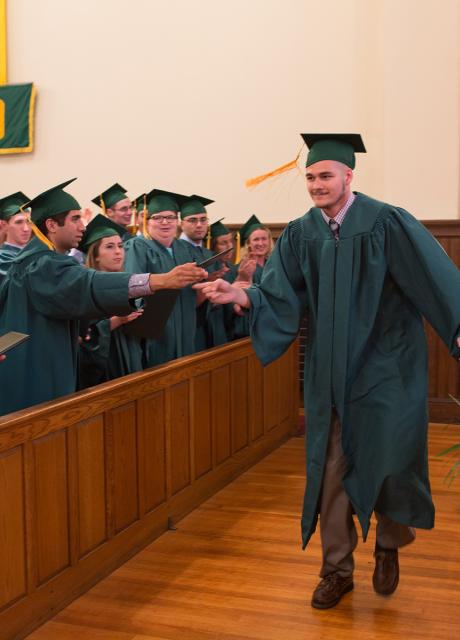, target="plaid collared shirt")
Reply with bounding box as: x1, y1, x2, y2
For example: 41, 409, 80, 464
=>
321, 191, 356, 228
